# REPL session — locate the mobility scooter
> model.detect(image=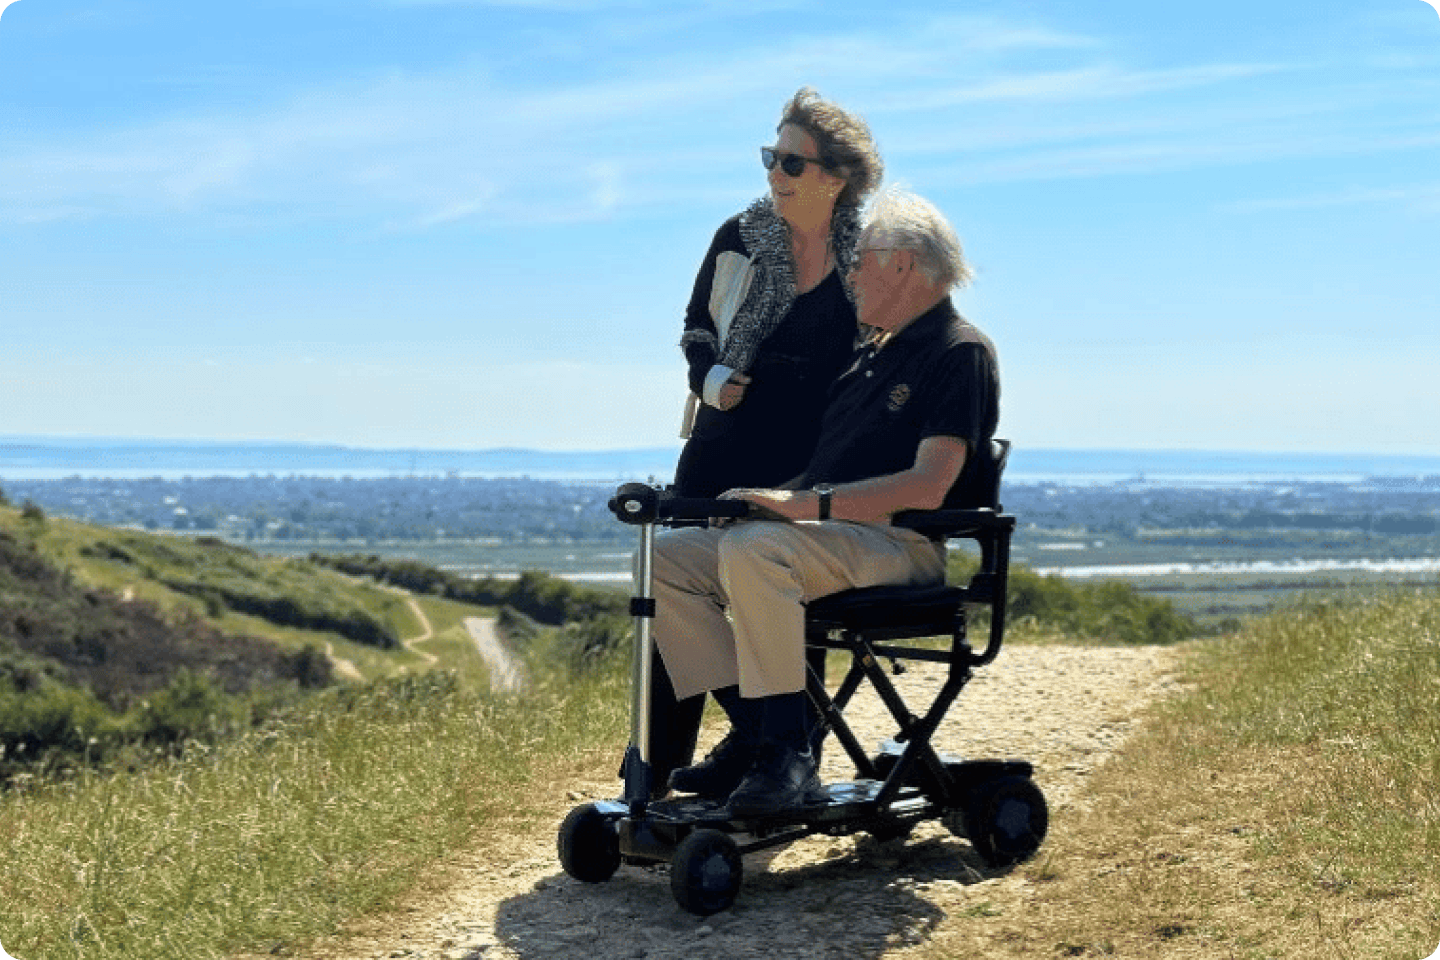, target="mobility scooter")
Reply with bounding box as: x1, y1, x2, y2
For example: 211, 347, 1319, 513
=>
557, 440, 1047, 915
